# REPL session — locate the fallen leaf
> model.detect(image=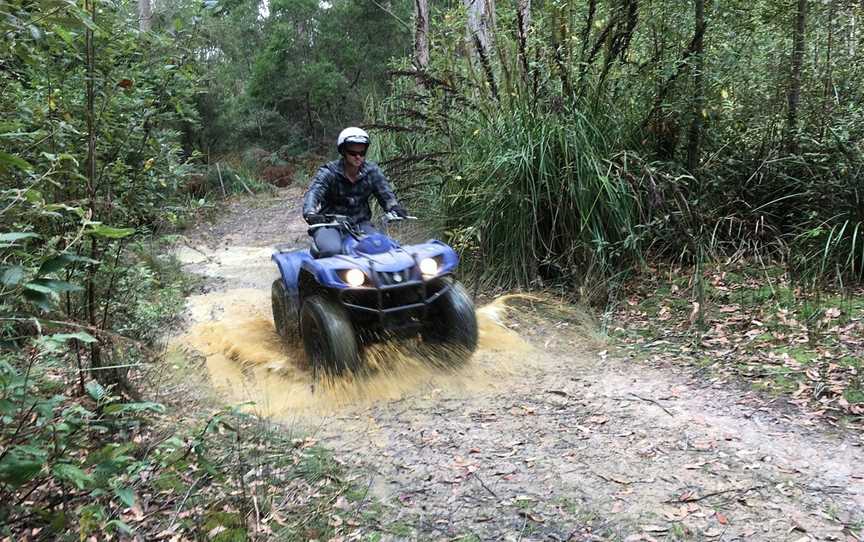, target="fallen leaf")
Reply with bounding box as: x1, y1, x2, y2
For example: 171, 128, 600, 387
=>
716, 512, 729, 524
791, 514, 808, 532
825, 307, 841, 319
494, 462, 517, 475
518, 510, 544, 523
677, 490, 697, 502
